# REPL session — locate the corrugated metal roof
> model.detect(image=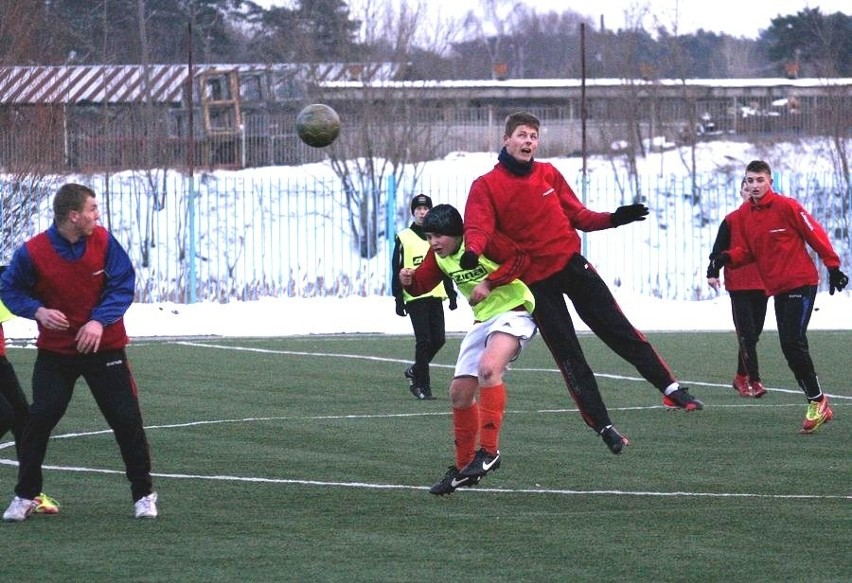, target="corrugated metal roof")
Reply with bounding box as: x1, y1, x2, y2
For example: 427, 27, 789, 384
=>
0, 62, 402, 105
0, 64, 283, 105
